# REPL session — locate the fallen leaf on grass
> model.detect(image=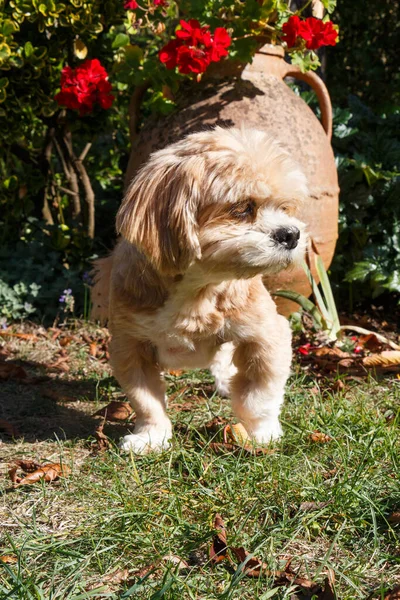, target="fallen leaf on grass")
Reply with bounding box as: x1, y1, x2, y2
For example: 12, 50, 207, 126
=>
102, 568, 130, 585
209, 514, 328, 595
161, 554, 189, 569
310, 431, 332, 443
388, 511, 400, 524
59, 335, 75, 347
94, 401, 134, 421
363, 351, 400, 369
314, 347, 350, 359
223, 423, 250, 446
0, 555, 17, 564
299, 501, 332, 513
47, 355, 70, 372
92, 419, 111, 452
9, 461, 71, 486
210, 514, 228, 564
0, 363, 27, 381
89, 342, 98, 357
385, 586, 400, 599
203, 416, 230, 434
168, 369, 183, 376
0, 331, 39, 342
0, 419, 20, 438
